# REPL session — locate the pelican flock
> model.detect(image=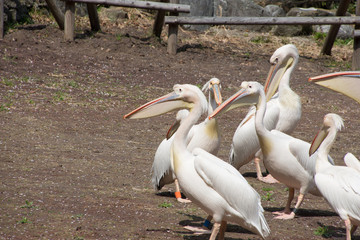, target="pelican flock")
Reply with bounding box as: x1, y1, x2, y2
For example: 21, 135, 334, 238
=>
209, 81, 333, 220
151, 78, 222, 203
123, 46, 360, 239
229, 44, 302, 183
124, 84, 270, 239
